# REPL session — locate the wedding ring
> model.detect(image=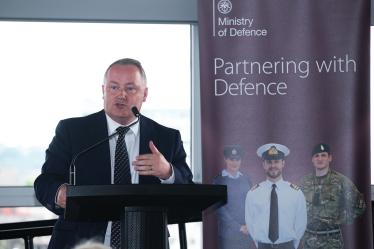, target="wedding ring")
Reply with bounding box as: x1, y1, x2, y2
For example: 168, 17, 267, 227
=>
149, 166, 152, 171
